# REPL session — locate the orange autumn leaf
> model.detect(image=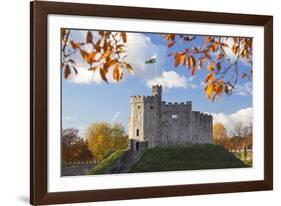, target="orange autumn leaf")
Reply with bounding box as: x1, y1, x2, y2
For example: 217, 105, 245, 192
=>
86, 52, 97, 64
205, 73, 214, 83
174, 53, 181, 68
72, 65, 78, 75
101, 50, 111, 60
113, 63, 120, 81
121, 32, 127, 43
186, 56, 191, 69
189, 55, 196, 75
216, 62, 221, 72
232, 45, 239, 55
212, 93, 218, 102
205, 84, 213, 100
79, 49, 89, 59
208, 63, 215, 71
99, 68, 108, 83
70, 40, 80, 49
174, 53, 185, 68
107, 59, 118, 68
64, 64, 71, 79
198, 58, 203, 70
167, 41, 176, 48
165, 34, 176, 41
80, 50, 97, 64
125, 63, 133, 73
86, 31, 93, 44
